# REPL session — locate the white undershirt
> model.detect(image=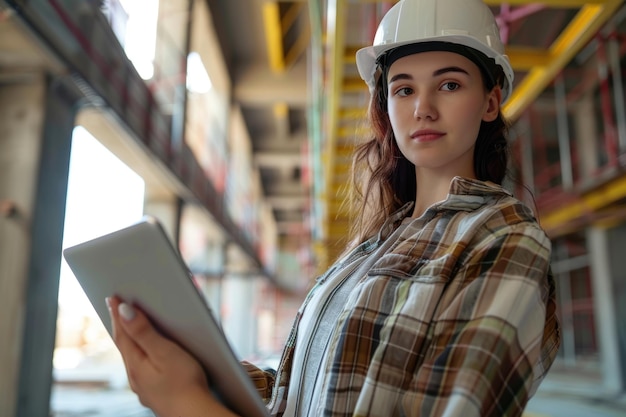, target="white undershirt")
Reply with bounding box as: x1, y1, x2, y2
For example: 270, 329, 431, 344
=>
282, 221, 411, 417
